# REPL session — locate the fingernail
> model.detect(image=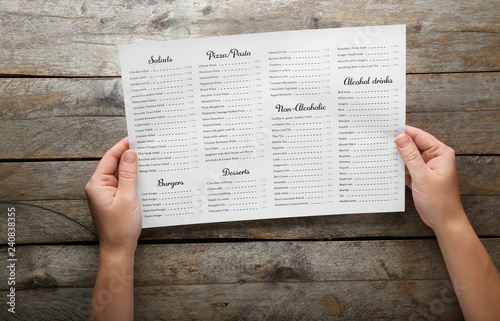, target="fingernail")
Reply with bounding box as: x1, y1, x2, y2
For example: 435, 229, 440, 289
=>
123, 150, 136, 164
396, 134, 411, 148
